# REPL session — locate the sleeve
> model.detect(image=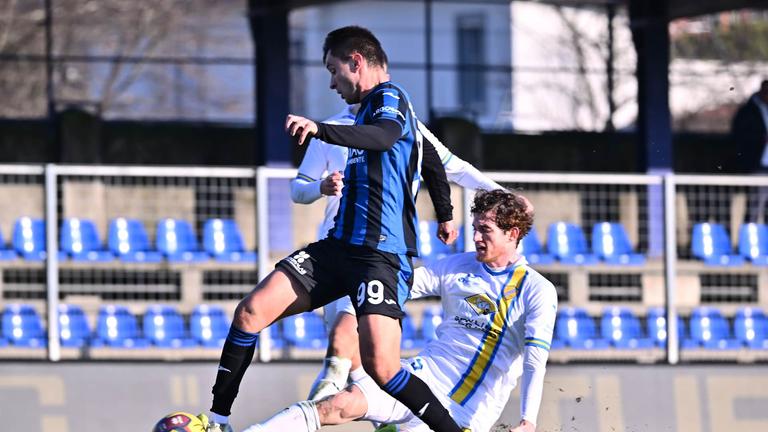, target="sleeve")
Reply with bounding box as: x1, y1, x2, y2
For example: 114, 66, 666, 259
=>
417, 121, 503, 192
290, 138, 328, 204
314, 120, 401, 151
421, 137, 454, 223
519, 280, 558, 425
409, 264, 442, 300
